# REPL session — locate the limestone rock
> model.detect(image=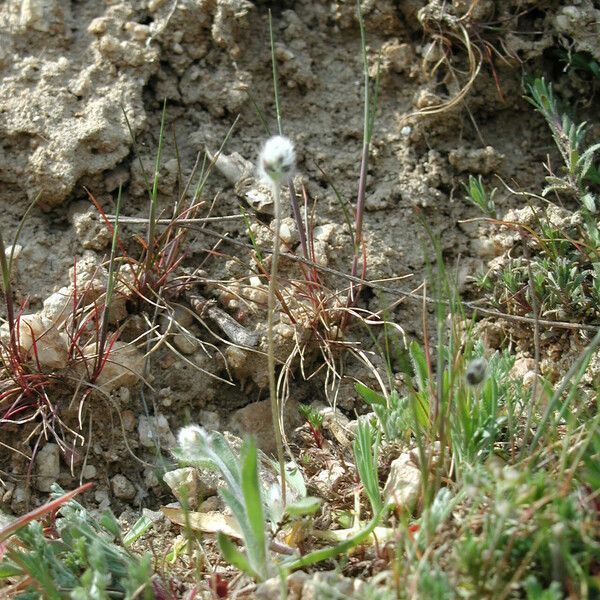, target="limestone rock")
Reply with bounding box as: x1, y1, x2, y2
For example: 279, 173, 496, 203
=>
1, 313, 69, 371
383, 453, 421, 510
